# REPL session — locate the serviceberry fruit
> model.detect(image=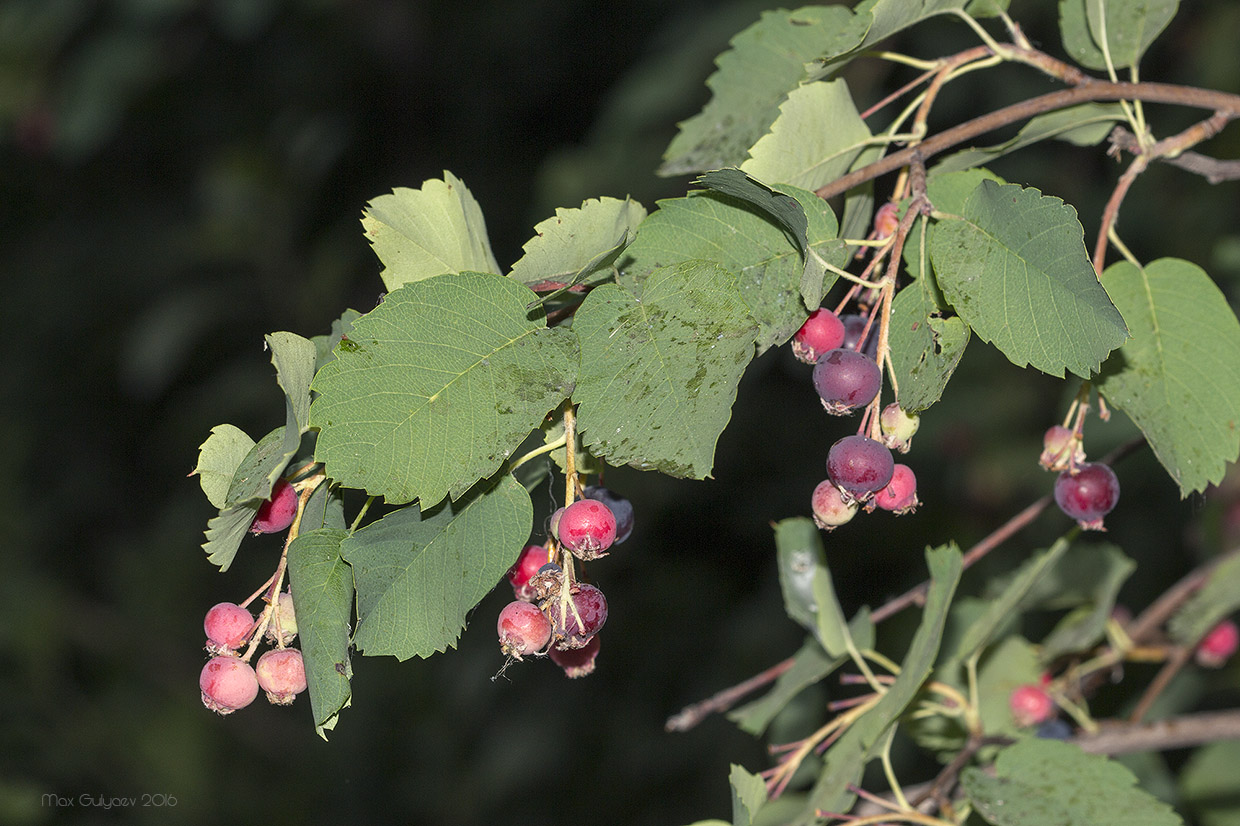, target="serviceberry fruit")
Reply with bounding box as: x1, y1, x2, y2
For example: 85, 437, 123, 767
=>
810, 480, 858, 530
812, 348, 881, 414
507, 544, 549, 601
1039, 424, 1085, 471
264, 591, 298, 646
204, 602, 255, 653
497, 600, 552, 660
200, 656, 259, 715
872, 201, 900, 239
556, 499, 617, 560
1053, 462, 1119, 530
549, 634, 601, 678
1195, 618, 1239, 668
583, 485, 634, 544
879, 404, 919, 453
1008, 684, 1055, 727
1035, 718, 1073, 740
873, 464, 918, 514
827, 435, 894, 503
529, 562, 565, 602
791, 308, 846, 364
250, 478, 298, 534
840, 313, 878, 359
546, 583, 607, 649
256, 648, 307, 705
